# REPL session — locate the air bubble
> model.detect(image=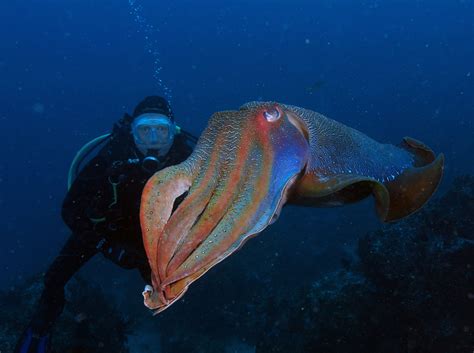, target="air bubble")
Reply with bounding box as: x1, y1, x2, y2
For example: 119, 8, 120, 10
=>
128, 0, 172, 101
